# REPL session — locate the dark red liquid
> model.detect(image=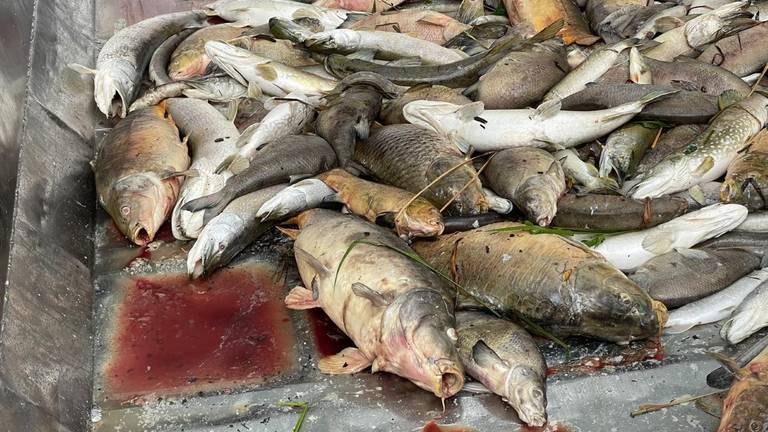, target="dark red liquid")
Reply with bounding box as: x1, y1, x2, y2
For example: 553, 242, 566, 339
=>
105, 264, 296, 401
421, 421, 476, 432
307, 309, 353, 357
547, 339, 663, 376
520, 422, 572, 432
